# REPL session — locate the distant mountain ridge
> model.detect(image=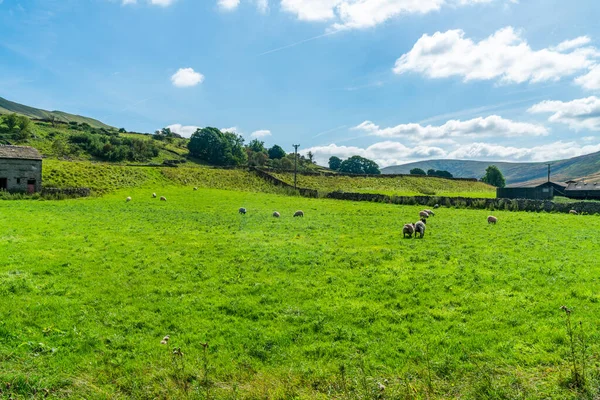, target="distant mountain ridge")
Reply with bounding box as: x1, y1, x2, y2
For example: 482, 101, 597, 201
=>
0, 96, 113, 129
382, 152, 600, 185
